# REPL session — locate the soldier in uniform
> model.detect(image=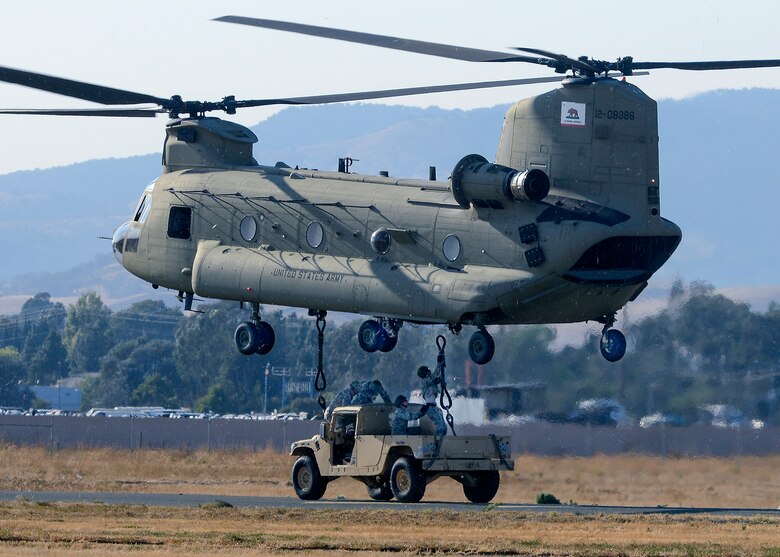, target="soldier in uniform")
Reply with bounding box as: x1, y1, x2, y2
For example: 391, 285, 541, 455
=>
351, 379, 392, 405
324, 380, 361, 420
417, 365, 447, 441
389, 395, 429, 435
